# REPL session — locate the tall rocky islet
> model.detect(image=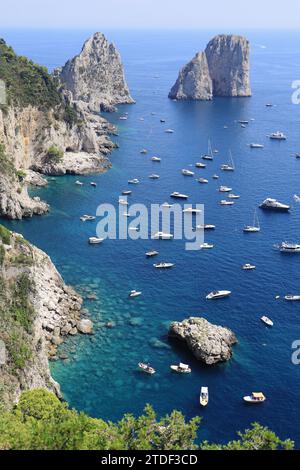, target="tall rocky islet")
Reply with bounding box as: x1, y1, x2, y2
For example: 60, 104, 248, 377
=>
169, 34, 251, 100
